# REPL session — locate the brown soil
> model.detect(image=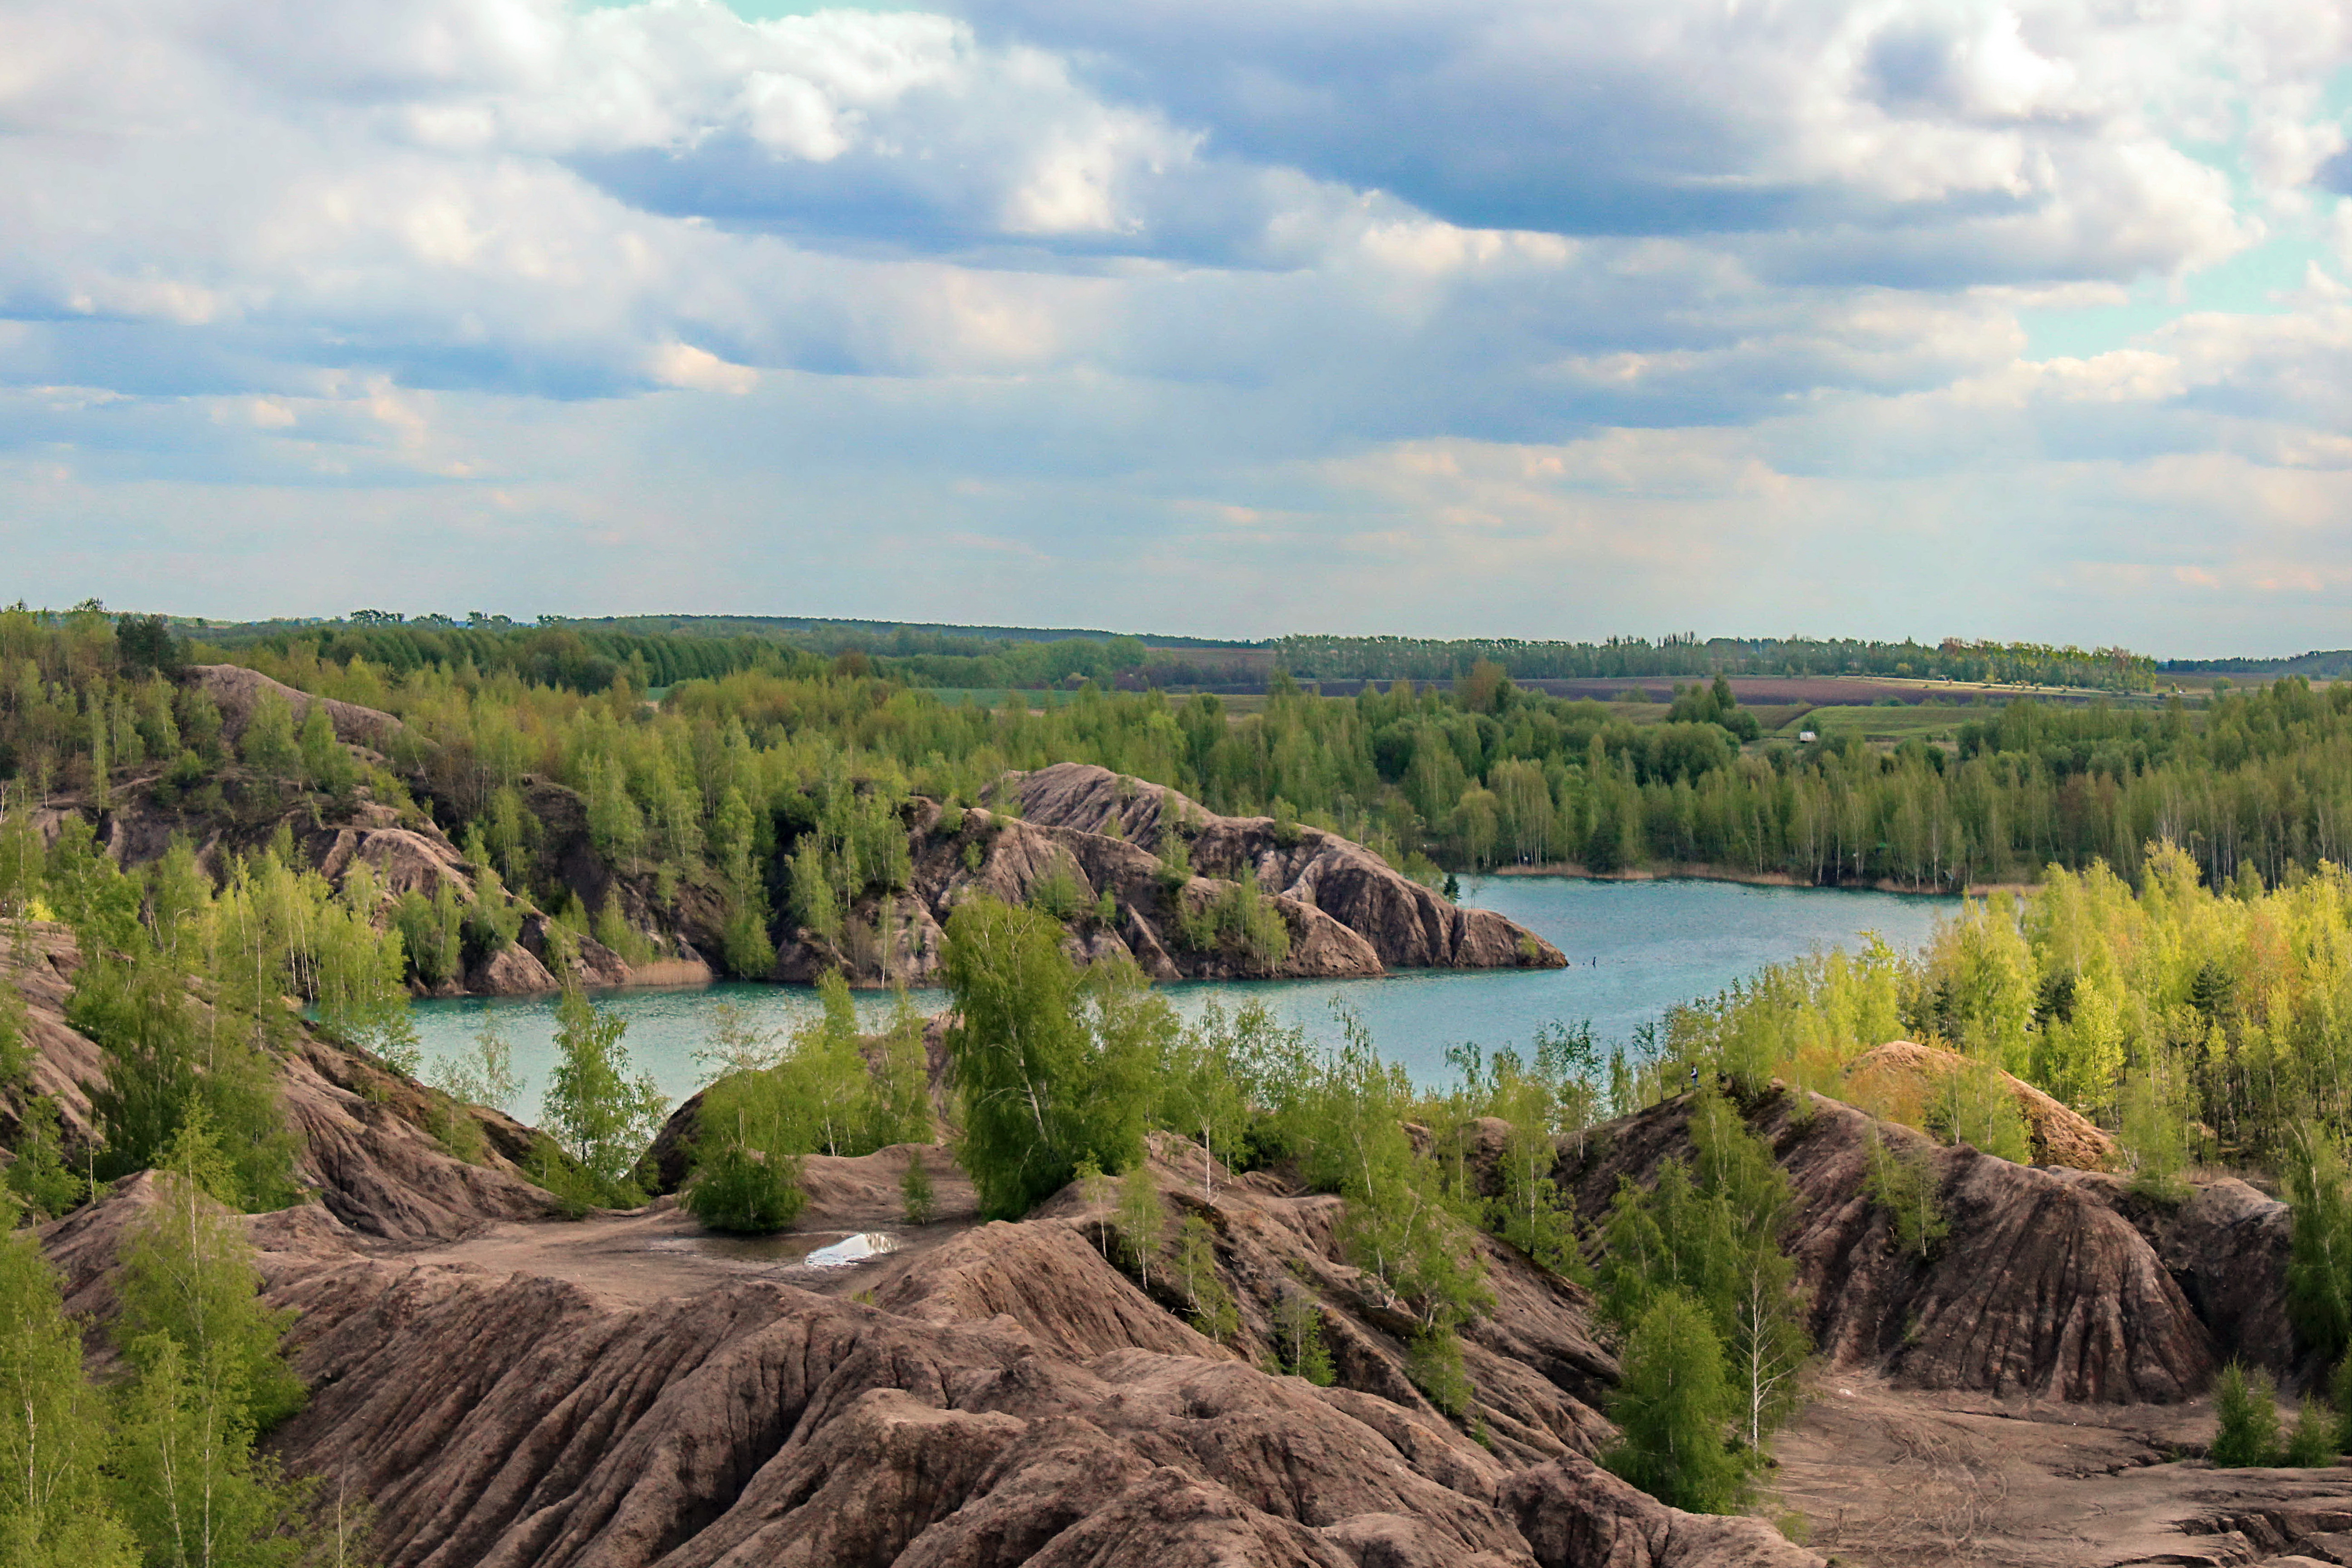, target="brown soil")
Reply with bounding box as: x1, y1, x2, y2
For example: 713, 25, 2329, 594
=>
1778, 1375, 2352, 1568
